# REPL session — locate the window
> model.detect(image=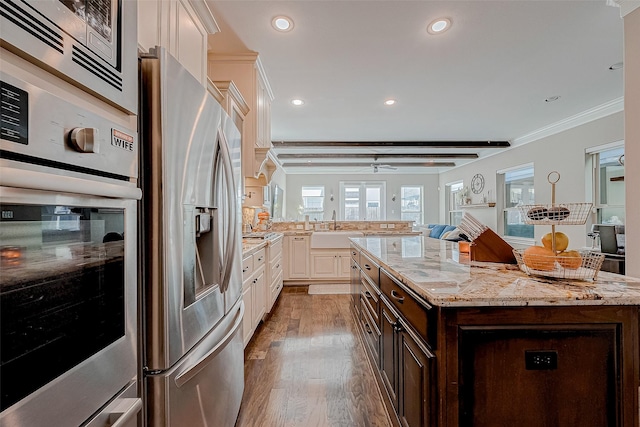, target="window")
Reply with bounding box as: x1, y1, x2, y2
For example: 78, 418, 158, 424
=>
301, 186, 324, 220
400, 186, 423, 225
499, 166, 534, 239
590, 145, 625, 224
446, 181, 464, 225
340, 181, 385, 221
